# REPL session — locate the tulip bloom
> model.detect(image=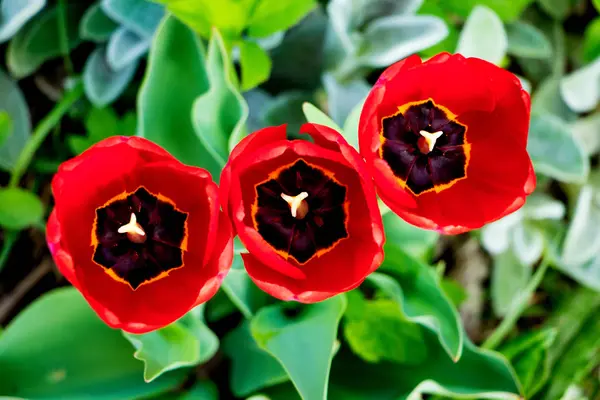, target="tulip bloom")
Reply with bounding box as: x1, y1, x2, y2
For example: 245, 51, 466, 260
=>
359, 53, 535, 234
47, 137, 233, 333
221, 124, 384, 302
